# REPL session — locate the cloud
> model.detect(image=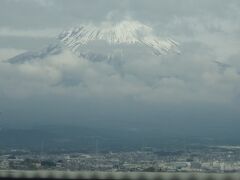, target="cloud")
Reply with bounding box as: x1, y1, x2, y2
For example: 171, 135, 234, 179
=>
9, 0, 55, 7
1, 43, 240, 105
0, 28, 61, 38
0, 48, 26, 61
